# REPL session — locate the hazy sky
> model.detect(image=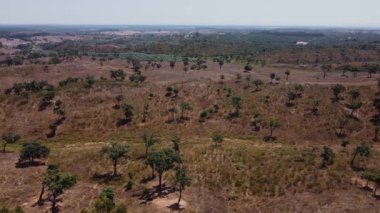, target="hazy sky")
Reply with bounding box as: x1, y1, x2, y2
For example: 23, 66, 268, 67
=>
1, 0, 379, 27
